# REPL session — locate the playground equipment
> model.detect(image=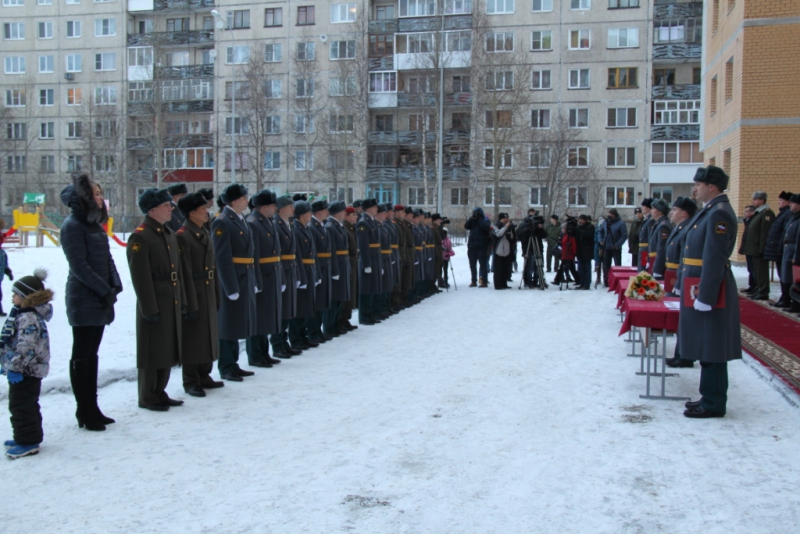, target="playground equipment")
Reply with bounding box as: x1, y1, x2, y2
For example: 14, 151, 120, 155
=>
1, 206, 61, 247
